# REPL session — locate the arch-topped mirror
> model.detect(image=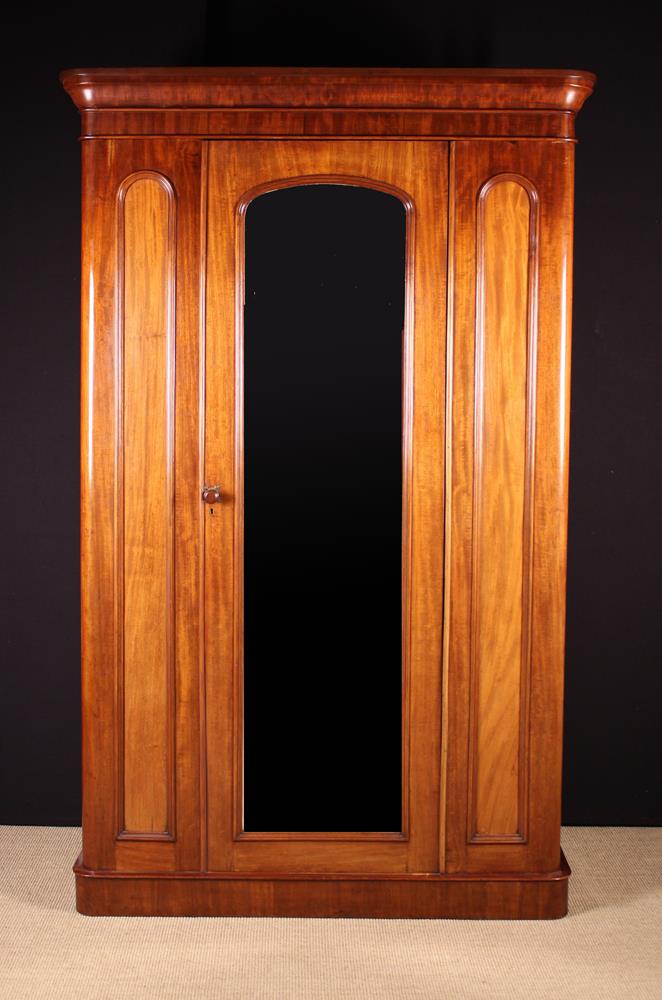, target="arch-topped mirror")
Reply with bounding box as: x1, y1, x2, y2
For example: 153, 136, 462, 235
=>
241, 183, 408, 832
